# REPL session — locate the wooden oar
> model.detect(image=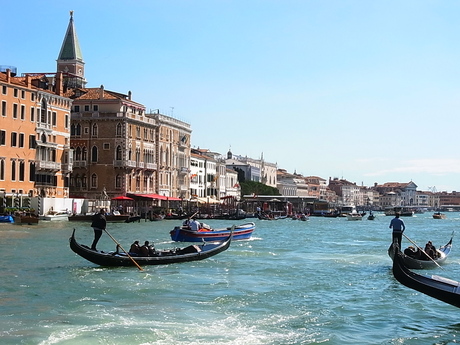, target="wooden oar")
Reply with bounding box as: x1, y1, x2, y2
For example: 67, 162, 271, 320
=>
103, 229, 143, 271
403, 233, 444, 270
